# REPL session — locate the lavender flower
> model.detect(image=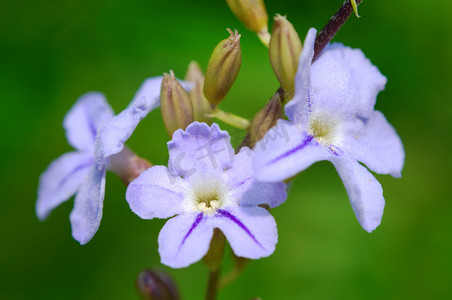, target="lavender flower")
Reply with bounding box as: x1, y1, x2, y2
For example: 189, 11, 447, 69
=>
36, 77, 166, 244
126, 122, 287, 268
253, 28, 405, 232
